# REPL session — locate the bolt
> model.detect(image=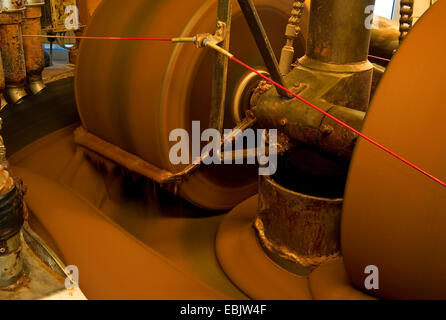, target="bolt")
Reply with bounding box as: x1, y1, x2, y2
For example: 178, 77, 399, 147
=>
0, 248, 6, 254
280, 118, 288, 127
320, 124, 334, 135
